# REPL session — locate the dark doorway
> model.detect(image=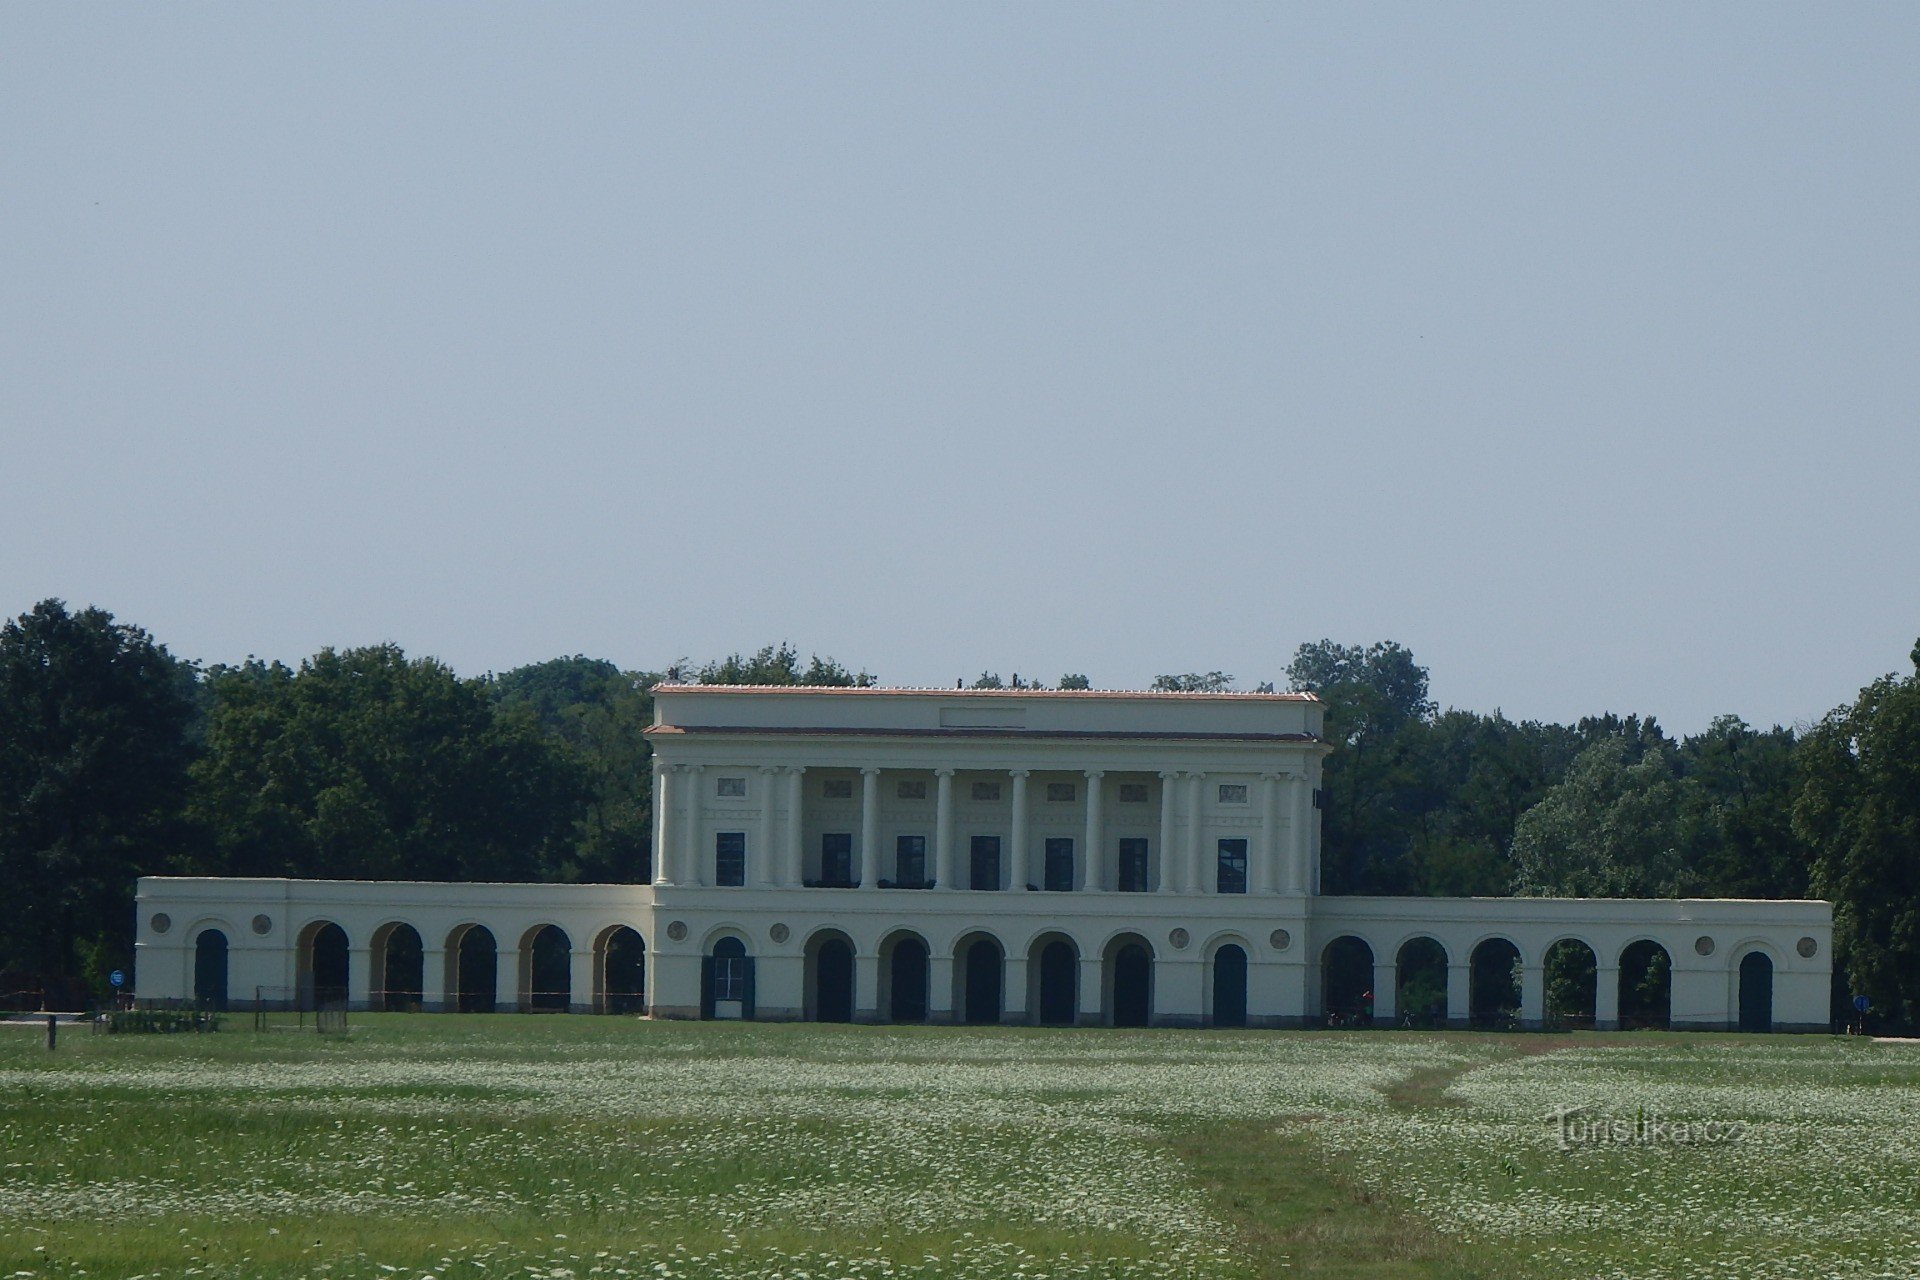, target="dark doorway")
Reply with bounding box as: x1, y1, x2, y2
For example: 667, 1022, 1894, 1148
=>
1111, 943, 1151, 1027
702, 937, 754, 1019
305, 922, 348, 1008
379, 924, 424, 1011
888, 937, 929, 1022
528, 925, 571, 1011
815, 937, 855, 1022
1037, 940, 1077, 1025
1470, 938, 1522, 1029
1212, 945, 1248, 1027
1739, 951, 1774, 1032
1321, 935, 1373, 1026
1543, 939, 1597, 1030
455, 925, 498, 1013
601, 926, 646, 1013
193, 929, 229, 1009
963, 939, 1002, 1024
1395, 937, 1448, 1028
